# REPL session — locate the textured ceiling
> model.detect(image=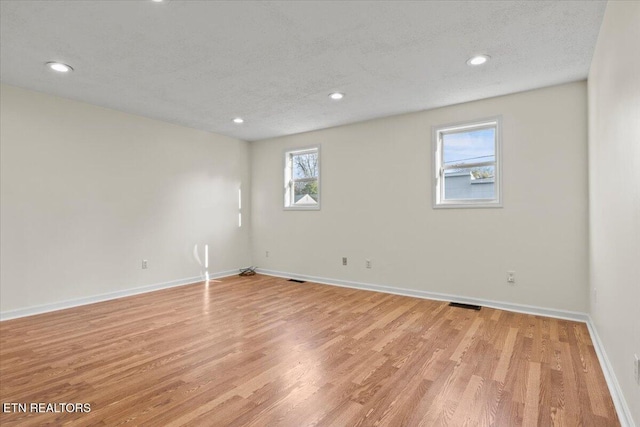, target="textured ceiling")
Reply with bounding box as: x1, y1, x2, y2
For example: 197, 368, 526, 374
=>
0, 0, 606, 141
